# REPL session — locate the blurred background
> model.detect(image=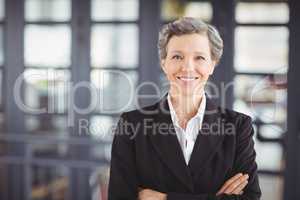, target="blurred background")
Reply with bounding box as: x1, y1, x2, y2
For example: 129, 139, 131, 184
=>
0, 0, 299, 200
